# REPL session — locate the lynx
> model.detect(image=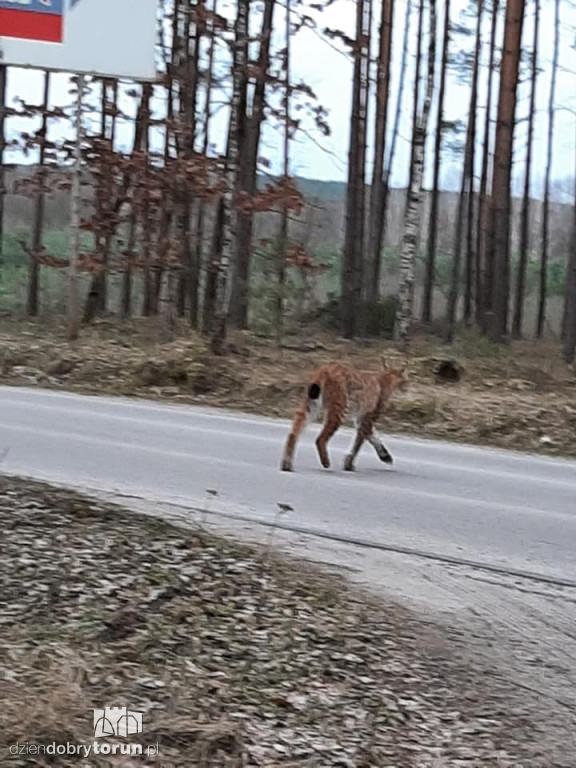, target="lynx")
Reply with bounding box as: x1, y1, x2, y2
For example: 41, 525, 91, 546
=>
280, 360, 408, 472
